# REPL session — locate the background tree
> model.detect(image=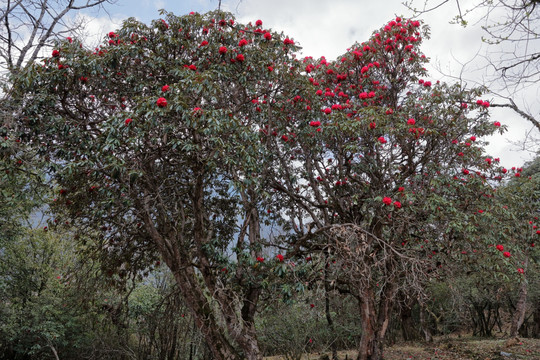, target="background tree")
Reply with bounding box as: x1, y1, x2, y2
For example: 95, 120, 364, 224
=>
264, 16, 508, 360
